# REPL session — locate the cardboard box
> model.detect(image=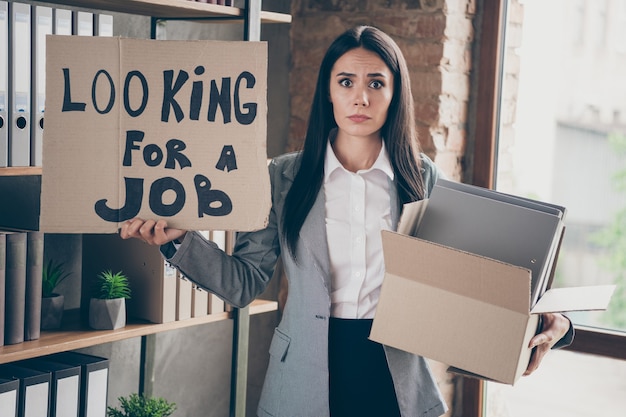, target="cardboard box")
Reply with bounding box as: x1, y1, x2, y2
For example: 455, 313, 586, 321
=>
370, 230, 615, 385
